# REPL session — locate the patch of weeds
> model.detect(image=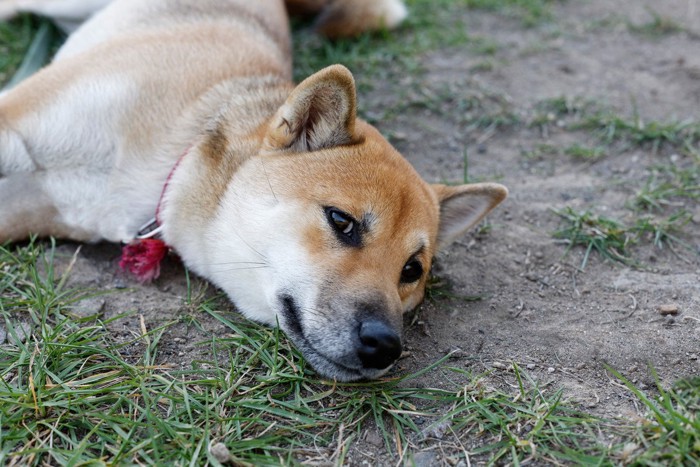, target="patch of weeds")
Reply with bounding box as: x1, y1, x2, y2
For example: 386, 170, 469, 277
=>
0, 239, 89, 315
522, 143, 607, 161
468, 36, 501, 55
631, 212, 693, 251
564, 143, 606, 160
530, 96, 597, 130
469, 60, 496, 72
573, 113, 700, 154
553, 204, 697, 268
462, 0, 557, 26
628, 9, 684, 38
434, 364, 608, 465
553, 207, 634, 269
633, 163, 700, 213
521, 143, 559, 160
424, 274, 485, 303
607, 367, 700, 465
629, 162, 699, 255
521, 143, 606, 161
